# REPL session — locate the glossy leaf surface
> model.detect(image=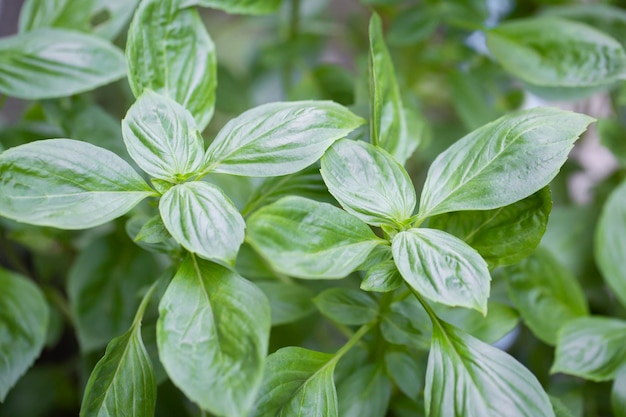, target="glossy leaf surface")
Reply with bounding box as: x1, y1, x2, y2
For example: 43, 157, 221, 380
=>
360, 260, 404, 293
181, 0, 282, 14
18, 0, 94, 32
